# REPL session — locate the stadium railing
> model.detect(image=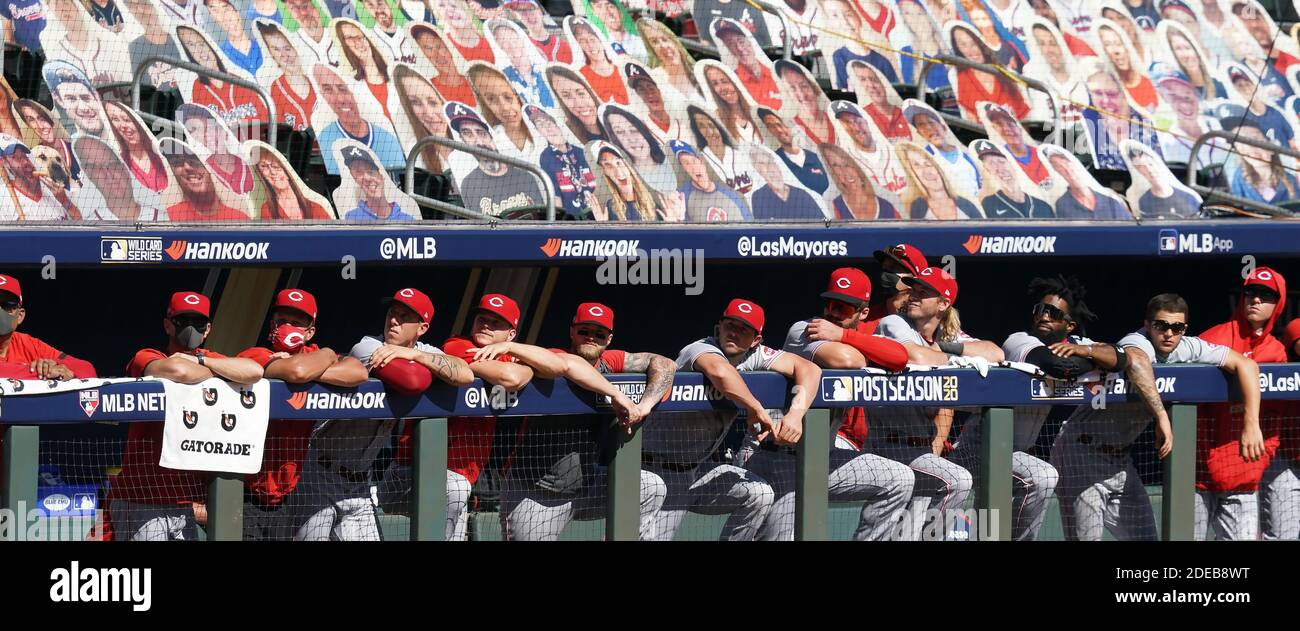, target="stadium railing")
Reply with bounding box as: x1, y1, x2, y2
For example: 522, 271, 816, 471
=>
404, 134, 559, 221
915, 53, 1063, 141
127, 56, 278, 146
1187, 130, 1300, 217
4, 364, 1297, 541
